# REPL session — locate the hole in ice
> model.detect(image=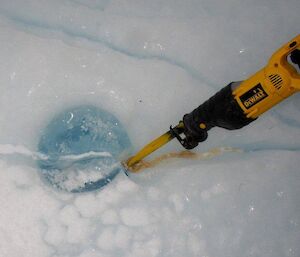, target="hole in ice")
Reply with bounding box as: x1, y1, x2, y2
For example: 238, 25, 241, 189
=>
37, 105, 132, 193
